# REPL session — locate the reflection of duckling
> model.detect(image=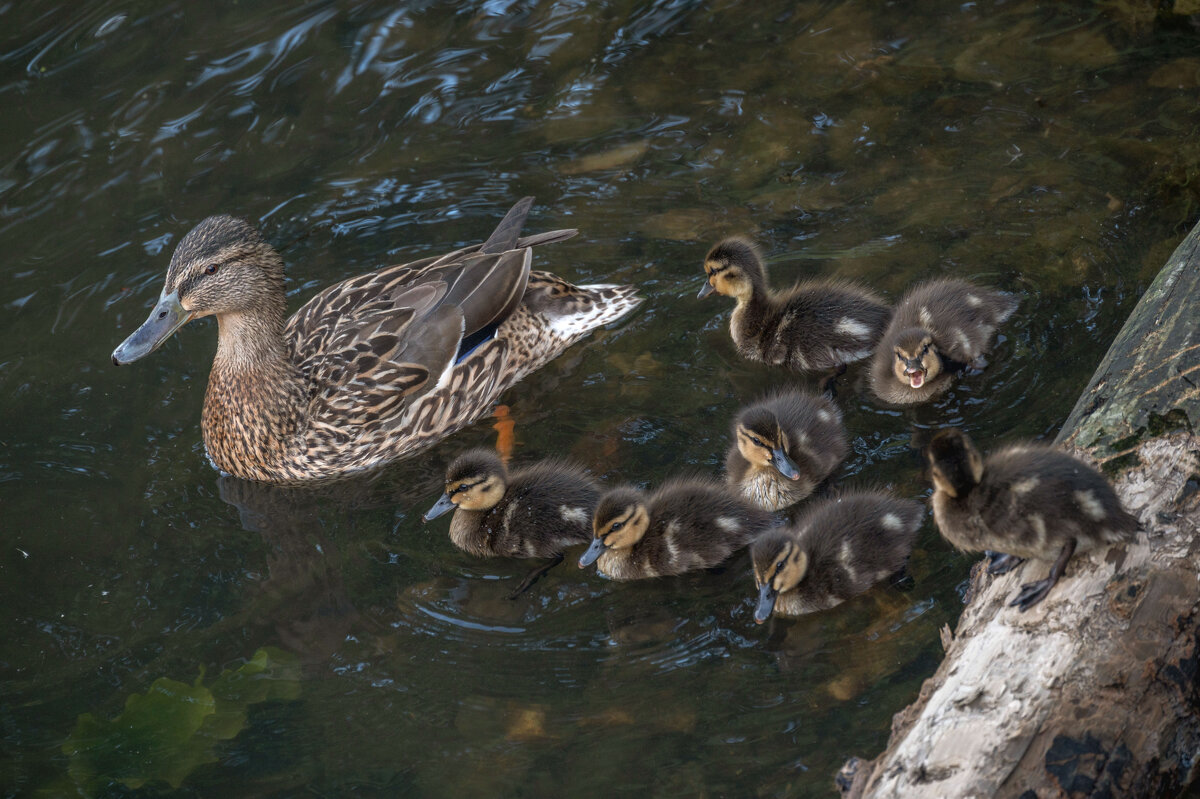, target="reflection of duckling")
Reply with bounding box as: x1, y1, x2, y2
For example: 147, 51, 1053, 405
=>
698, 237, 890, 374
869, 278, 1017, 404
578, 477, 774, 580
751, 492, 922, 622
726, 390, 848, 511
424, 449, 598, 594
925, 428, 1139, 611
